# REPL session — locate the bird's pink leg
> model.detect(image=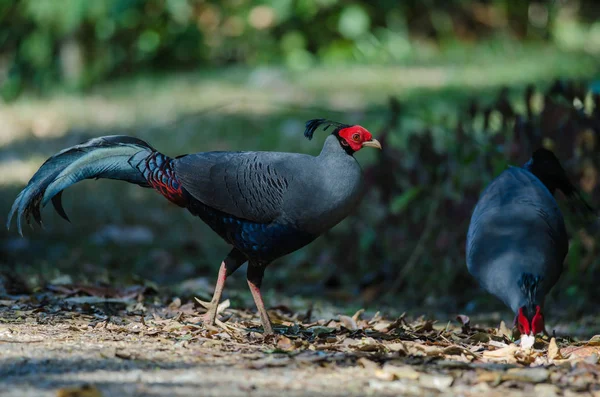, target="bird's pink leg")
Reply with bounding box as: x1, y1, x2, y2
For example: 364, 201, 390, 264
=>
247, 263, 274, 336
200, 261, 228, 325
199, 250, 245, 325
